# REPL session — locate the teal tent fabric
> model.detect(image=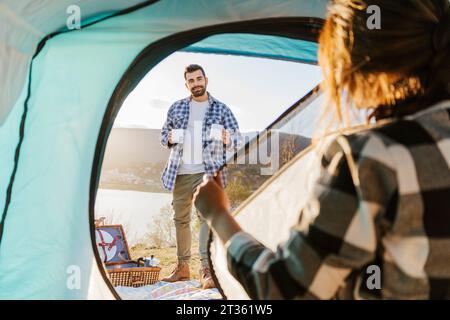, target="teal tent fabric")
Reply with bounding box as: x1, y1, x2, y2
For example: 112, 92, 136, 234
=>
0, 0, 326, 299
182, 33, 318, 64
